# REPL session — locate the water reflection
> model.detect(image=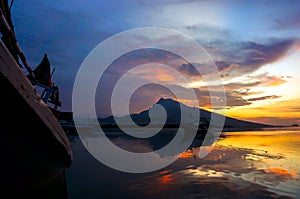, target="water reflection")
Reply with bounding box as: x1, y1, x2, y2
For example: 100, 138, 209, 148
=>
66, 128, 300, 198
